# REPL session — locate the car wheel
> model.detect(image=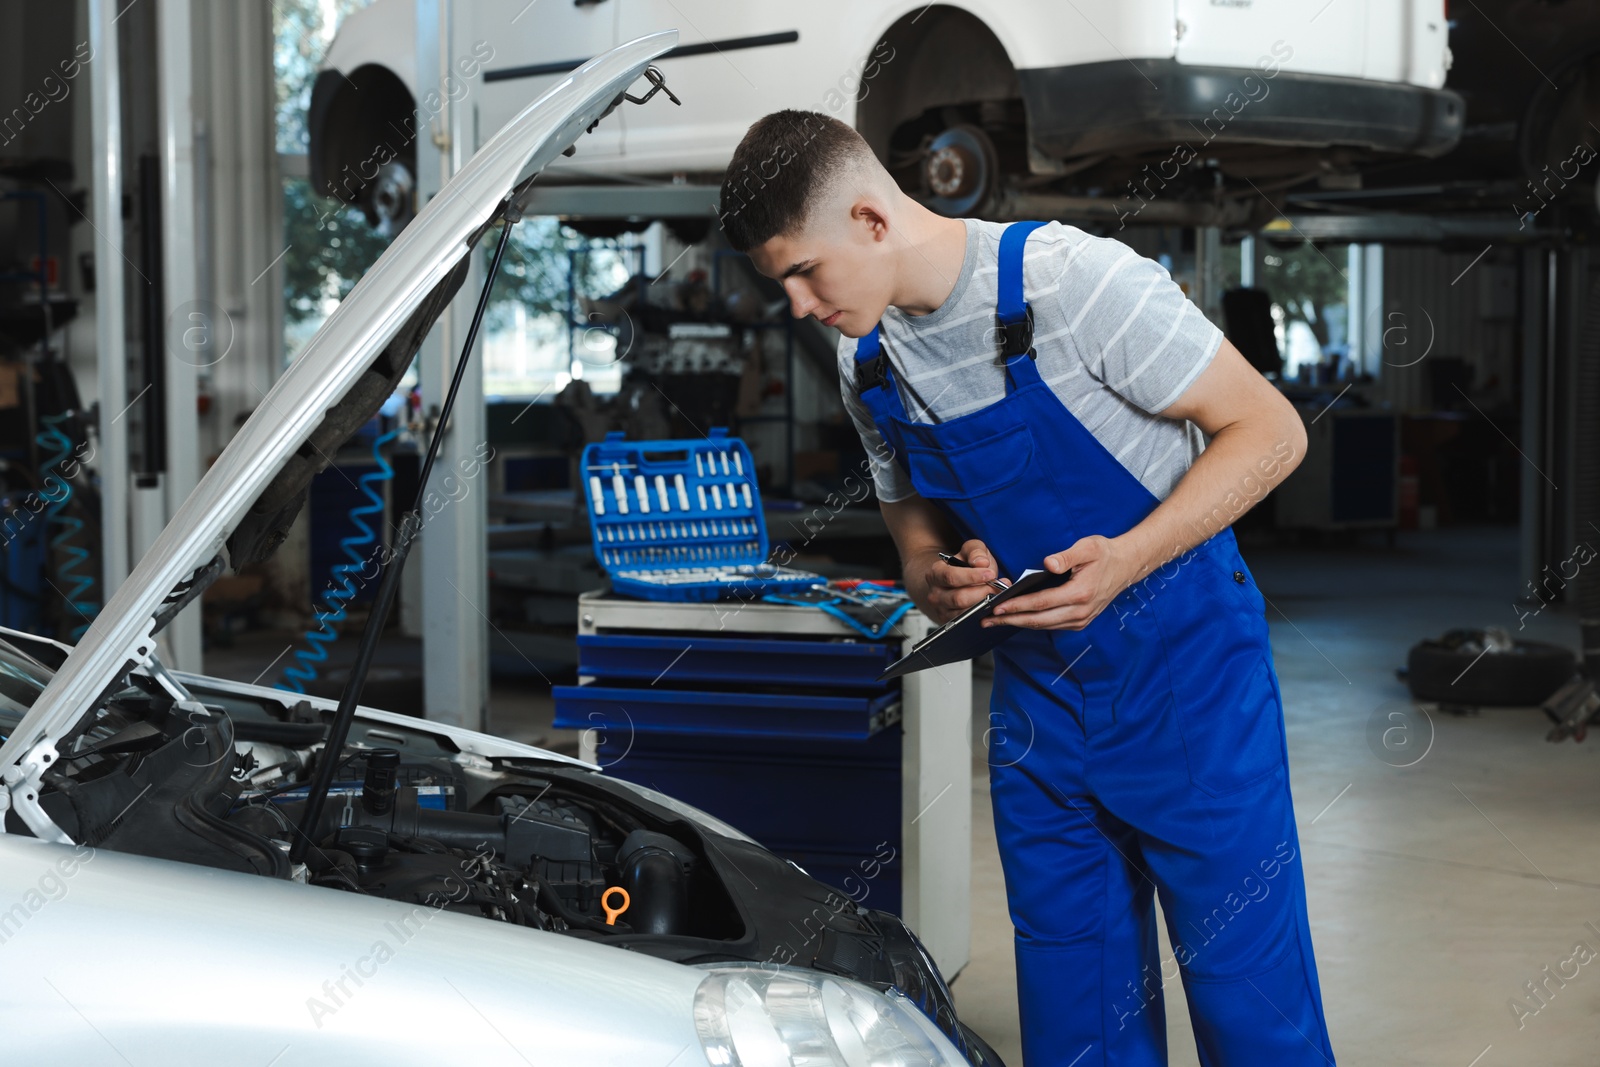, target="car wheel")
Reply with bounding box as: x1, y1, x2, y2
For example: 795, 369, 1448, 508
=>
308, 64, 417, 233
364, 160, 416, 237
1404, 629, 1575, 706
921, 123, 998, 216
